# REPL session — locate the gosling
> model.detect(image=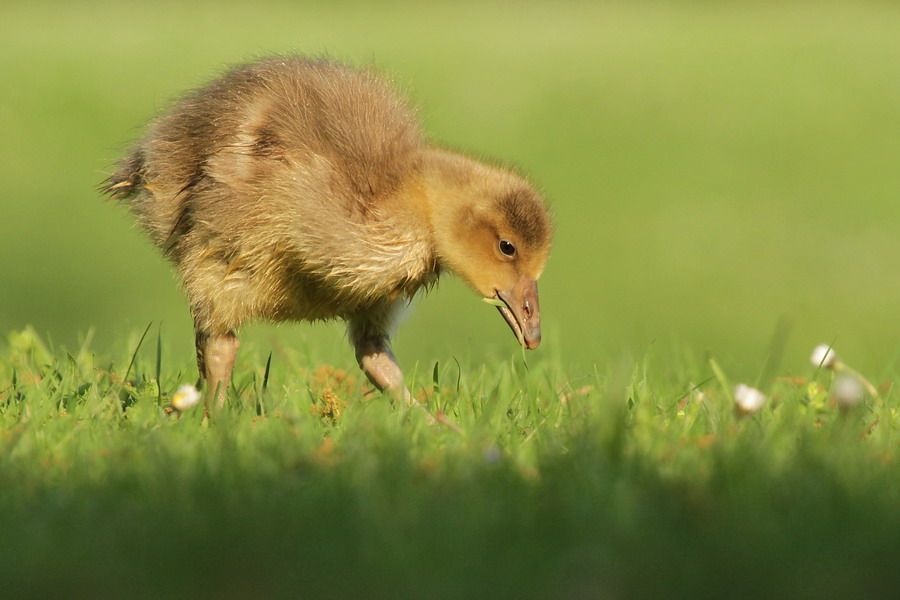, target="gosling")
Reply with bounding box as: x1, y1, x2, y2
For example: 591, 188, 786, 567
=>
103, 56, 552, 407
